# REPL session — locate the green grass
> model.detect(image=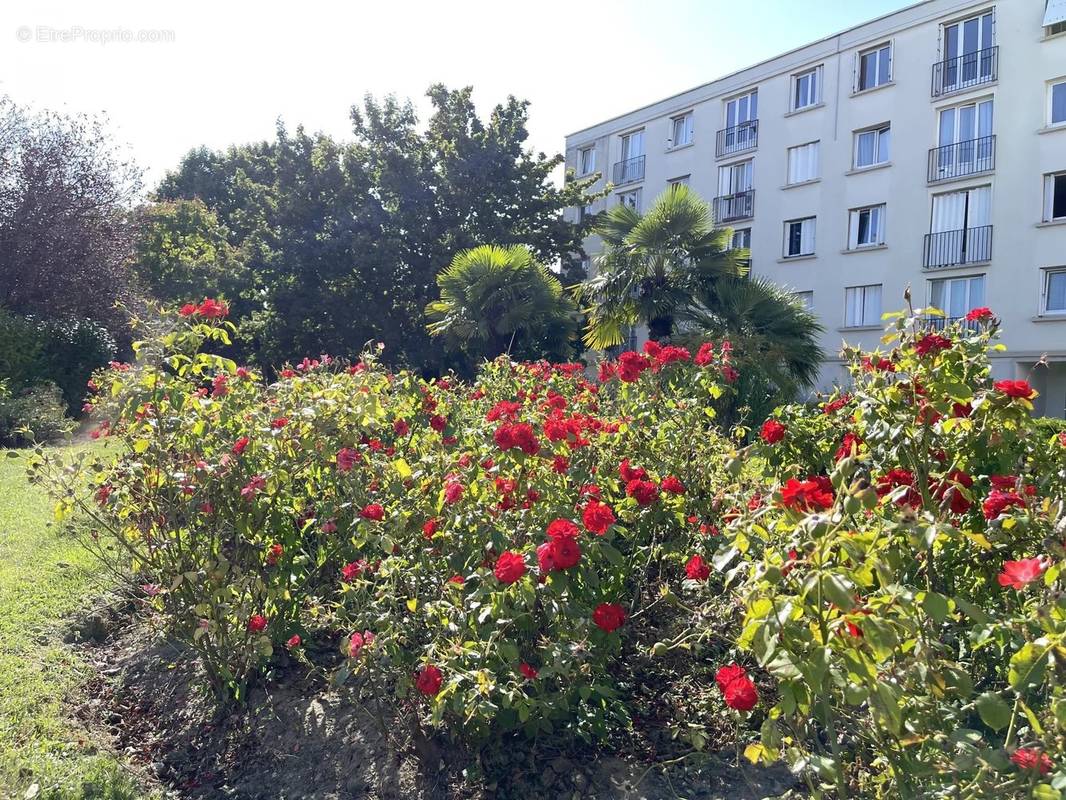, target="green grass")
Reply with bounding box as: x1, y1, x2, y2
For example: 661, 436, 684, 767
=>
0, 445, 147, 800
